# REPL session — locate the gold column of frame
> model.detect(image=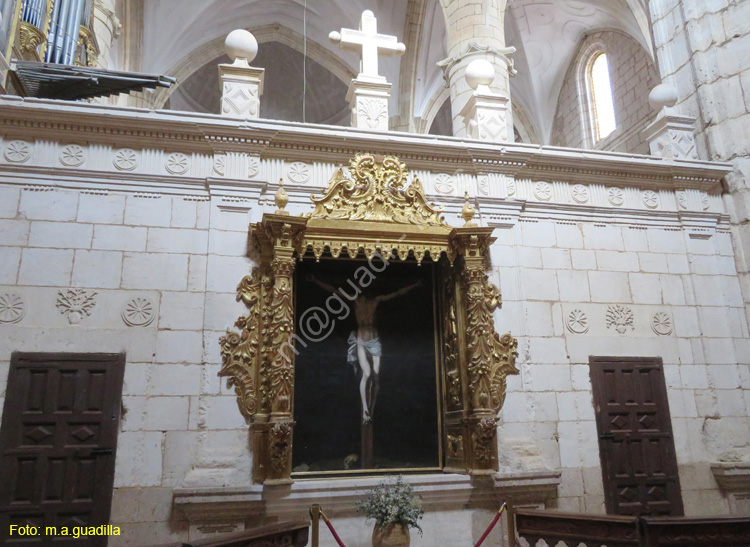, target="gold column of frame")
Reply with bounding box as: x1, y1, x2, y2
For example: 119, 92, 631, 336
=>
220, 154, 518, 484
220, 214, 307, 485
451, 229, 519, 473
264, 218, 305, 484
